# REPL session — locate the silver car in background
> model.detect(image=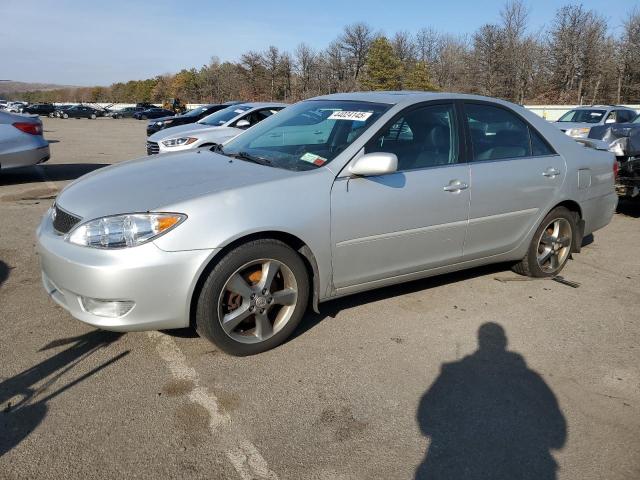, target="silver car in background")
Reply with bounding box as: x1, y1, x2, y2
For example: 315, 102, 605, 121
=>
0, 110, 50, 170
146, 102, 286, 155
37, 92, 617, 356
